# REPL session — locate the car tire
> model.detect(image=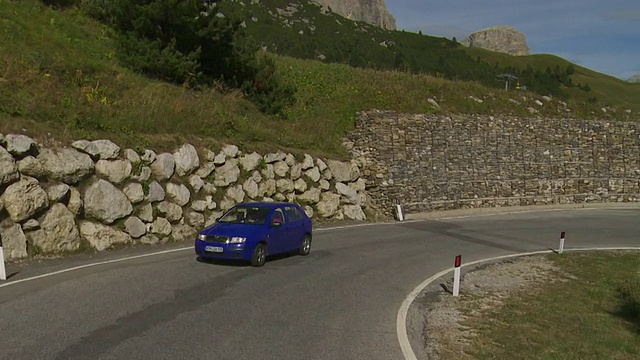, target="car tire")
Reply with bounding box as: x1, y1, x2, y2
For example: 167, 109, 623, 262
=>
251, 243, 267, 267
299, 235, 311, 256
